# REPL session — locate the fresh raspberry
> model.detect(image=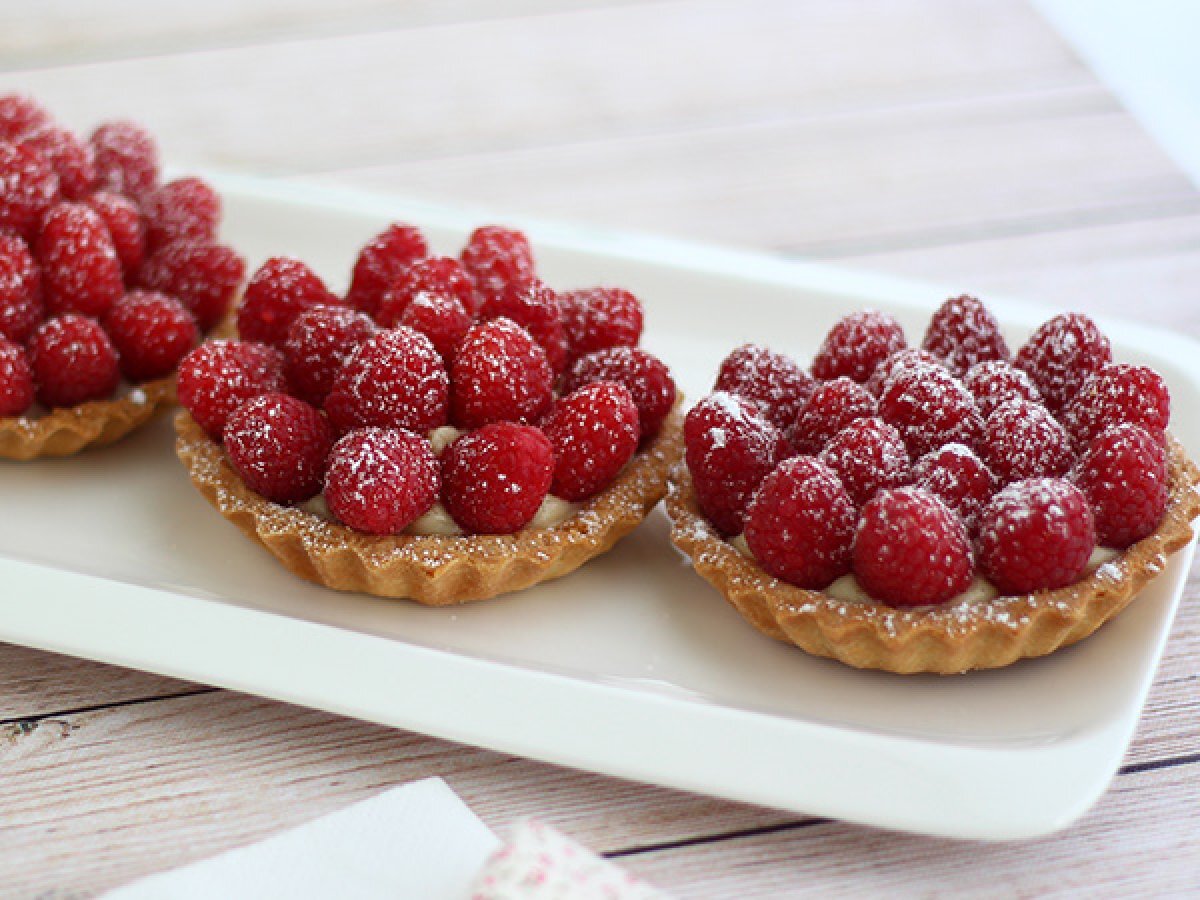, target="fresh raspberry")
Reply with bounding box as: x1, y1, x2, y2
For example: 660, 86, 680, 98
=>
744, 456, 856, 589
102, 290, 198, 382
137, 239, 245, 332
543, 381, 640, 501
788, 376, 878, 456
324, 427, 440, 534
962, 359, 1041, 418
0, 336, 34, 416
460, 225, 534, 309
864, 348, 944, 397
0, 94, 50, 142
177, 340, 286, 438
713, 343, 814, 430
1014, 312, 1112, 414
0, 140, 60, 240
558, 286, 644, 362
684, 391, 787, 535
449, 318, 553, 428
818, 417, 911, 508
0, 232, 43, 343
28, 315, 120, 407
89, 120, 159, 200
441, 423, 555, 533
1062, 363, 1170, 448
324, 327, 449, 434
238, 256, 339, 348
345, 223, 429, 319
562, 346, 676, 440
223, 393, 334, 505
18, 125, 95, 201
36, 202, 124, 318
978, 398, 1073, 484
86, 191, 146, 280
811, 309, 906, 384
977, 477, 1095, 594
1074, 424, 1168, 548
141, 176, 219, 252
853, 487, 973, 606
396, 290, 472, 361
921, 295, 1009, 376
877, 364, 982, 458
479, 279, 567, 372
282, 305, 377, 406
911, 443, 995, 532
376, 255, 477, 323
